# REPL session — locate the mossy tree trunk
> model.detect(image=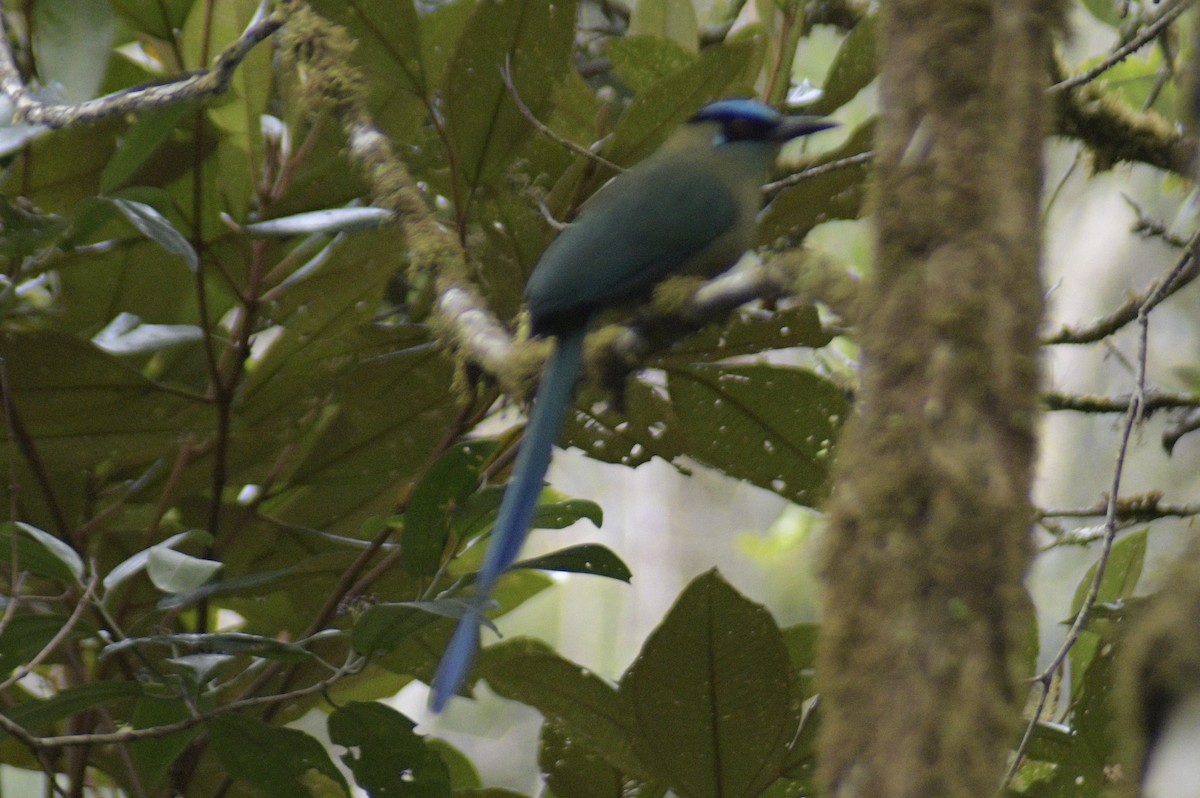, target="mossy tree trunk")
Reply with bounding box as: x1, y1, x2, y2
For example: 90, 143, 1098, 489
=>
817, 2, 1061, 796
